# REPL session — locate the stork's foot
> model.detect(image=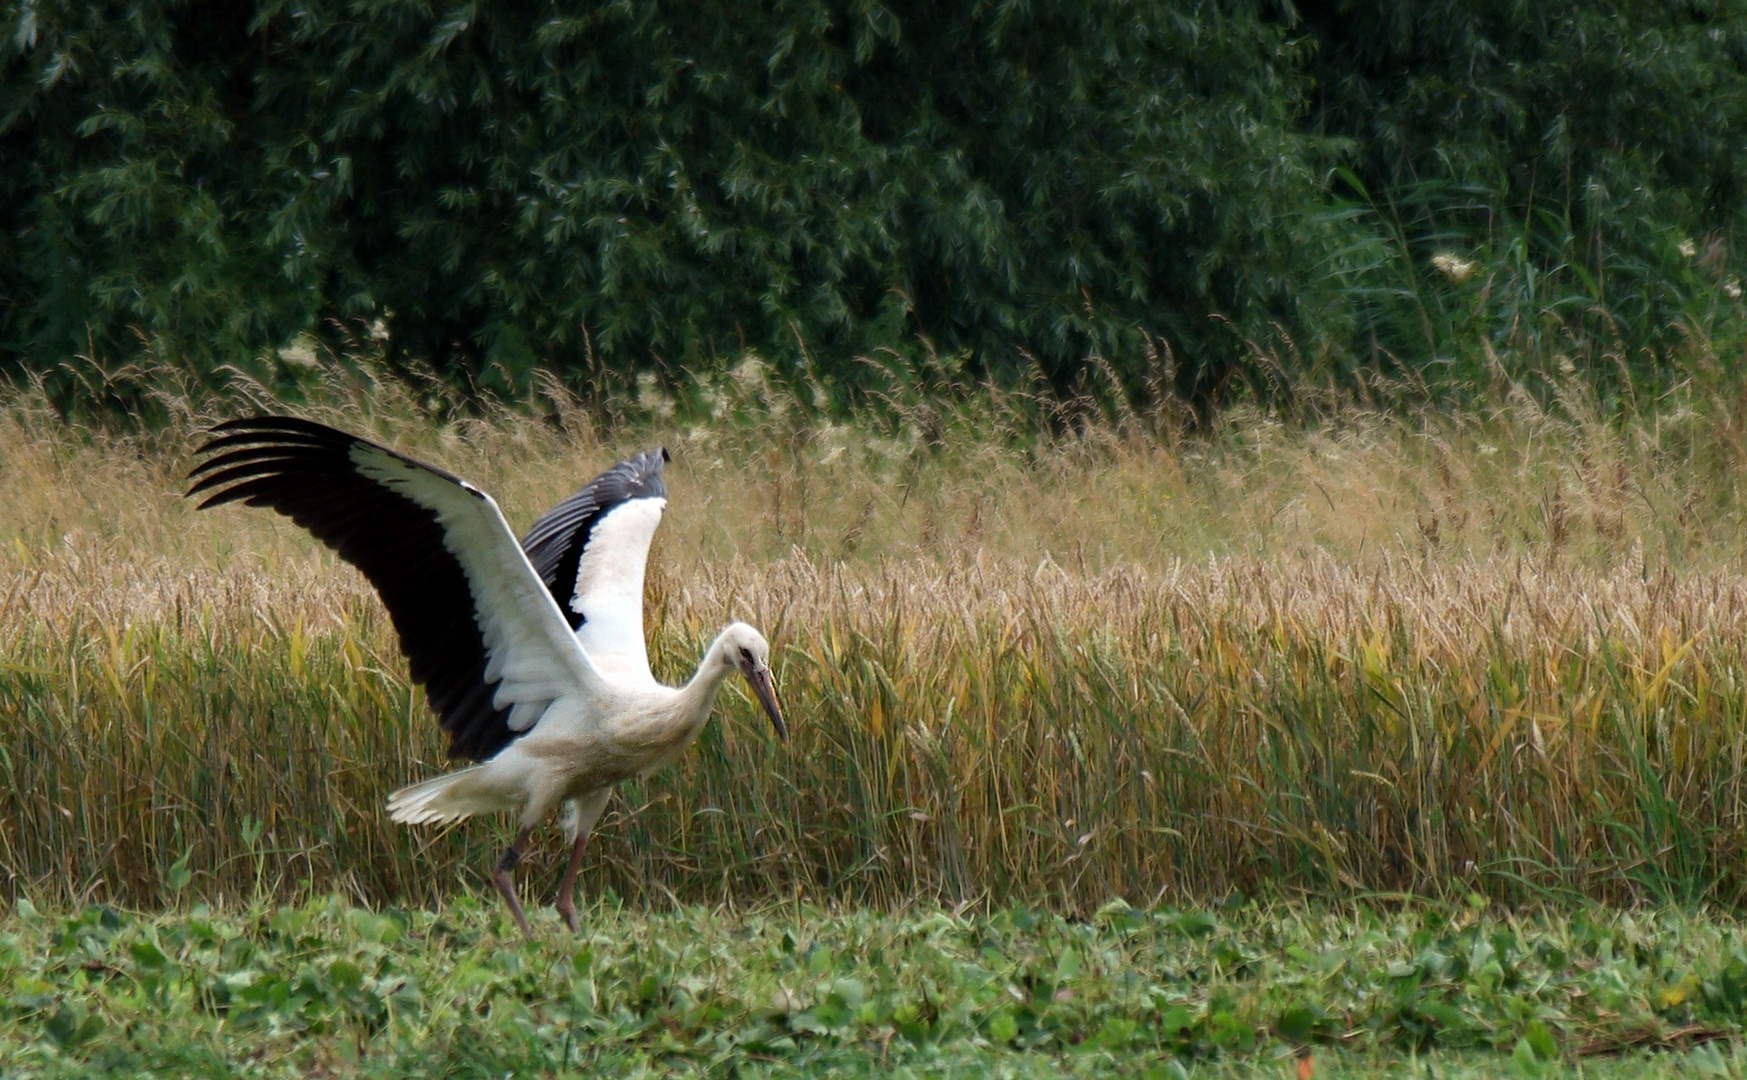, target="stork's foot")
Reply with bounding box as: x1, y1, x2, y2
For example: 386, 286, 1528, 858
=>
556, 895, 581, 933
491, 827, 535, 939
